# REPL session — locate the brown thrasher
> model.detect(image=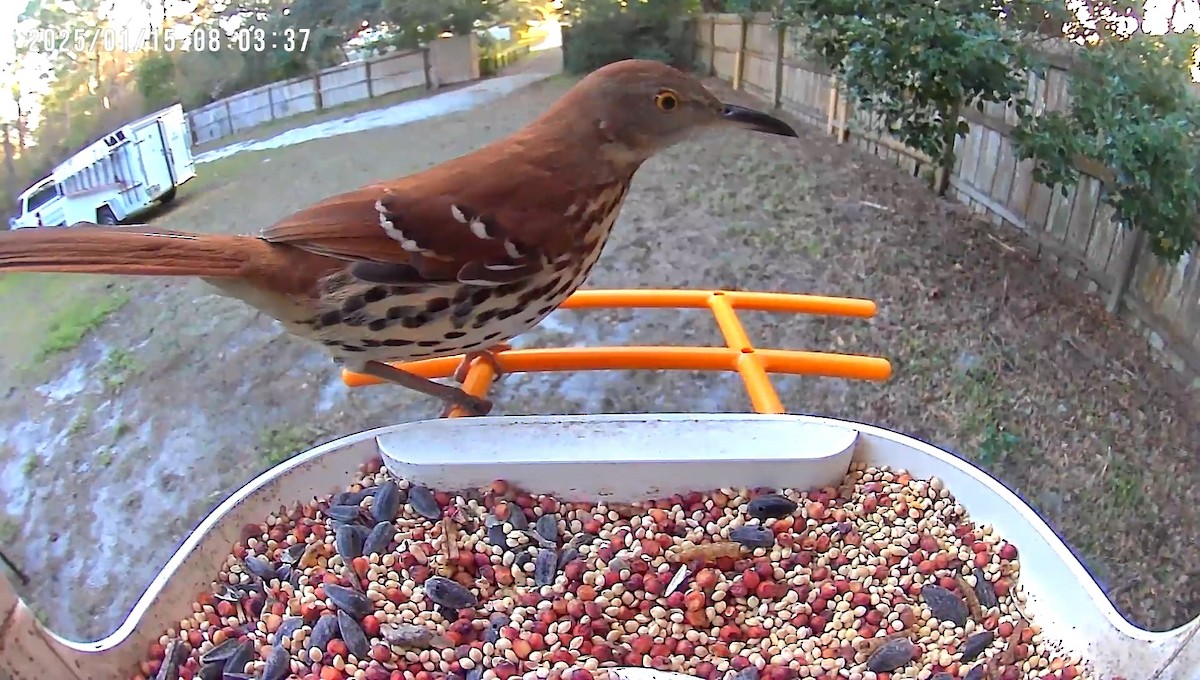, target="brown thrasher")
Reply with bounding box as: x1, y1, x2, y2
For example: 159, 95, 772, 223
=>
0, 59, 797, 416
